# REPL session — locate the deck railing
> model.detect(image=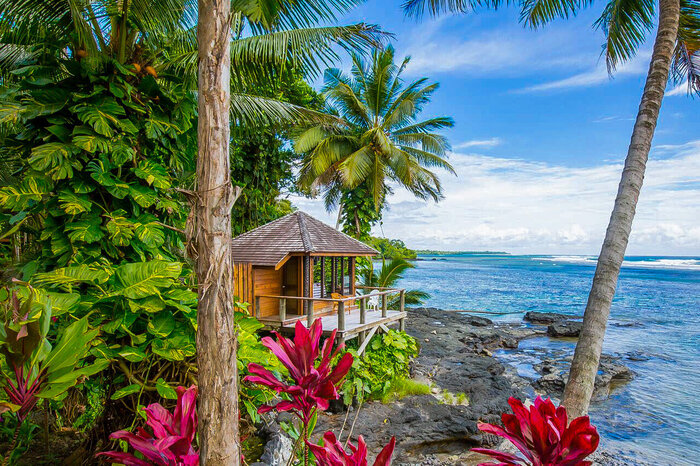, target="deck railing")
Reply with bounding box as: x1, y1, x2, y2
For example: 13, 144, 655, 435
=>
256, 287, 405, 332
